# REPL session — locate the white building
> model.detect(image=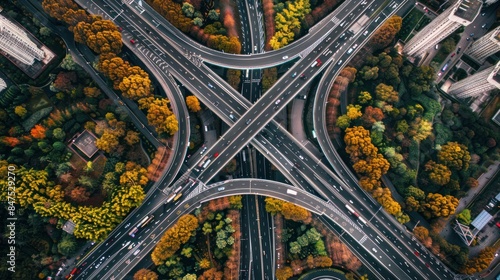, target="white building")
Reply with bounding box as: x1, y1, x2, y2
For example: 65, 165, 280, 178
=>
483, 0, 499, 6
465, 27, 500, 63
448, 61, 500, 98
0, 78, 6, 93
0, 15, 45, 65
404, 0, 482, 59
